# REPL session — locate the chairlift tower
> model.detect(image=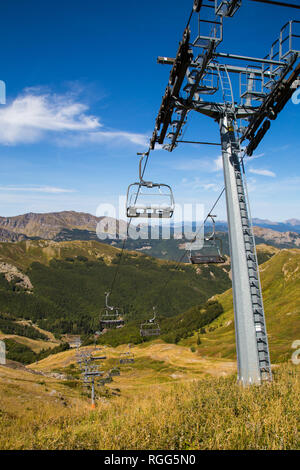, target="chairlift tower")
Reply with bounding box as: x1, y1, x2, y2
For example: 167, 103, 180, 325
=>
151, 0, 300, 385
0, 340, 6, 365
77, 349, 108, 408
